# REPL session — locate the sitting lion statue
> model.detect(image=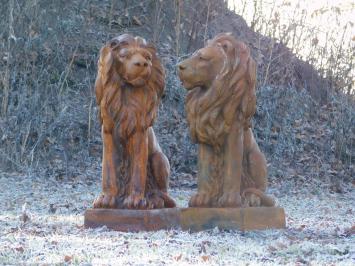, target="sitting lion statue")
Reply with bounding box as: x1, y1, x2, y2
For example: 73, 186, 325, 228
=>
93, 34, 175, 209
178, 33, 275, 208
